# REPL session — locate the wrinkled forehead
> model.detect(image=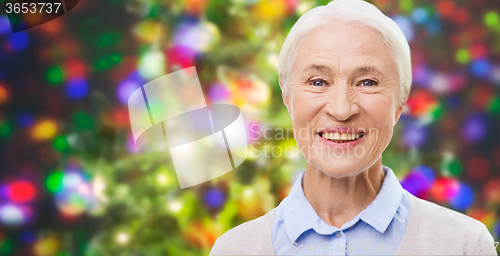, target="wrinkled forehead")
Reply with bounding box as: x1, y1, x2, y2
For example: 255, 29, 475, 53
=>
292, 21, 398, 76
